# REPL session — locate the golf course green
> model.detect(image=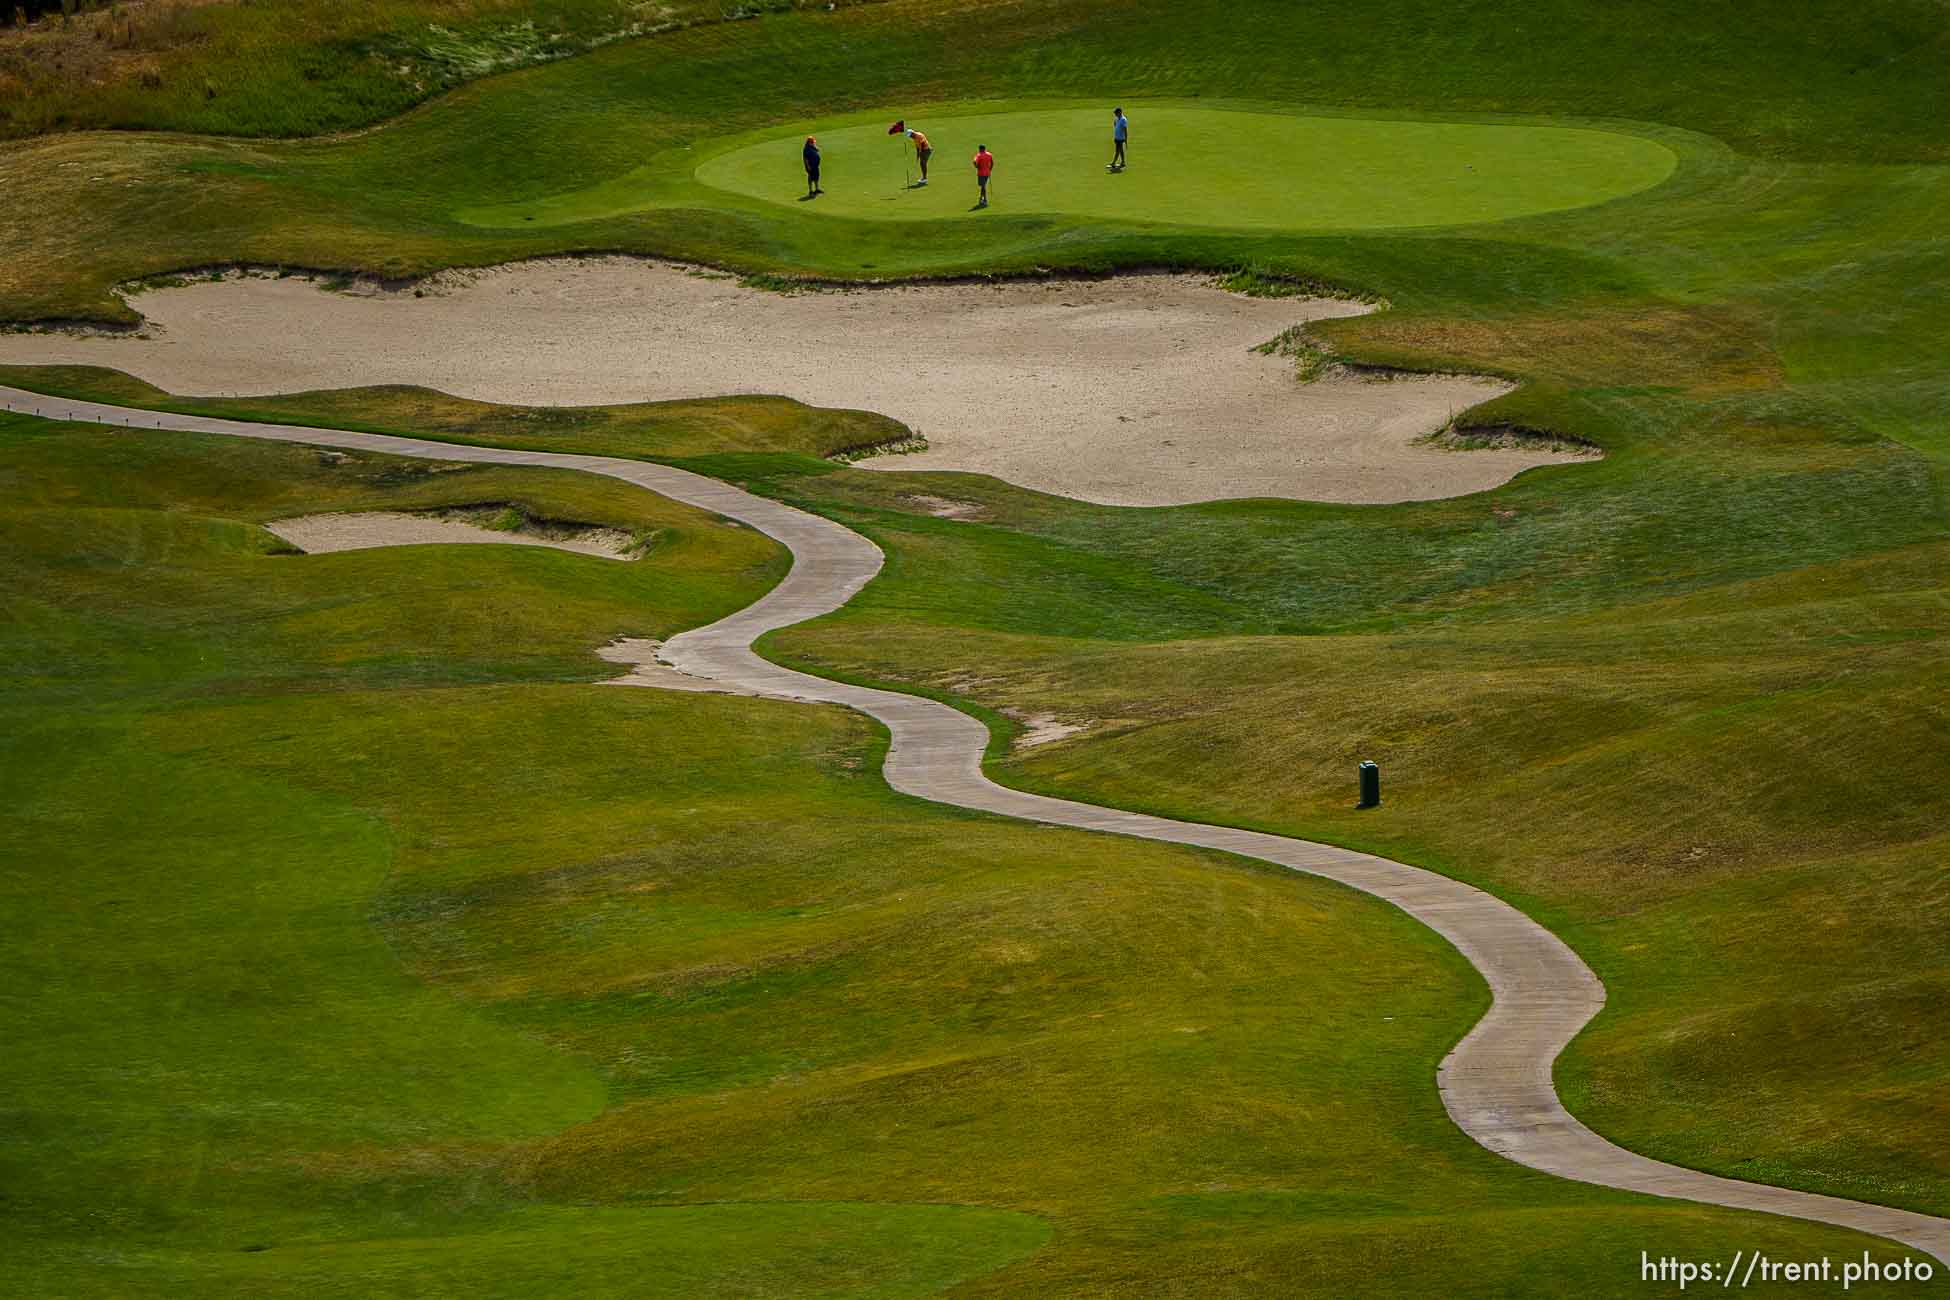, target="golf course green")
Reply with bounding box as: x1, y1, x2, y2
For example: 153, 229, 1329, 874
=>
681, 106, 1678, 229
